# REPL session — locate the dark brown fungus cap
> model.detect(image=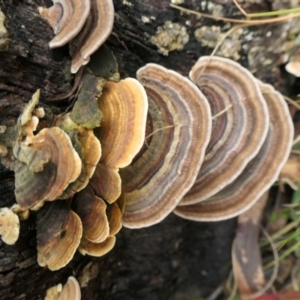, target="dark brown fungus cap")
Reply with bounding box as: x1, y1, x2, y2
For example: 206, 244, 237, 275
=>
179, 56, 269, 206
37, 201, 82, 271
70, 0, 115, 73
88, 163, 121, 204
13, 127, 82, 209
78, 236, 116, 257
72, 185, 109, 243
58, 276, 81, 300
175, 82, 293, 221
39, 0, 90, 48
120, 63, 212, 228
97, 78, 148, 169
0, 207, 19, 245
